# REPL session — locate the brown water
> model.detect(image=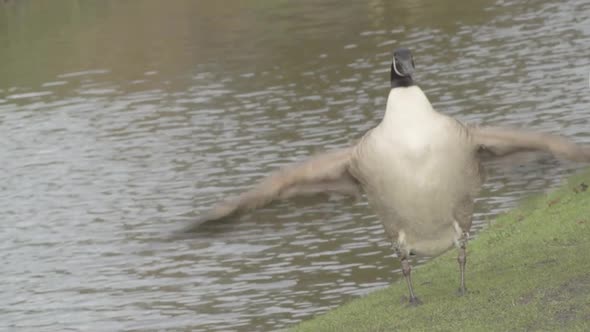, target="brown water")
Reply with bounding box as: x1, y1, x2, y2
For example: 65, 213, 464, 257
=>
1, 0, 590, 331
